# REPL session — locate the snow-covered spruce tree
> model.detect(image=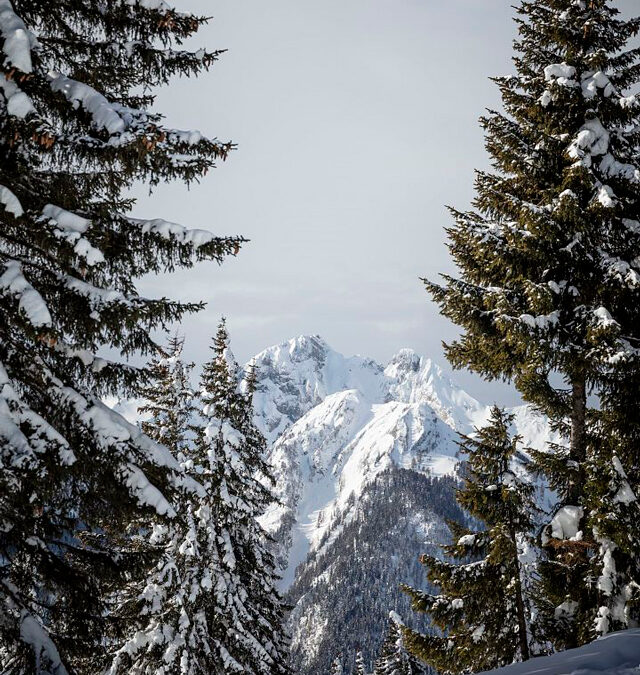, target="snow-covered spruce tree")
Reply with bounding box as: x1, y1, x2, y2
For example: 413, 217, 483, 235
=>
195, 321, 290, 674
138, 334, 198, 457
107, 323, 289, 674
0, 2, 241, 673
373, 612, 426, 675
355, 651, 367, 675
425, 0, 640, 650
105, 334, 209, 674
403, 408, 538, 674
